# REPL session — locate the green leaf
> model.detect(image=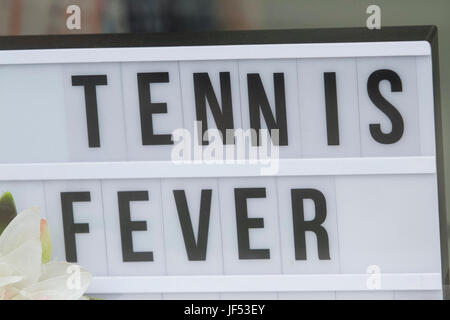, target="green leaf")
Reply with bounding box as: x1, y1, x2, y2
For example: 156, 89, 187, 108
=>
0, 192, 17, 235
